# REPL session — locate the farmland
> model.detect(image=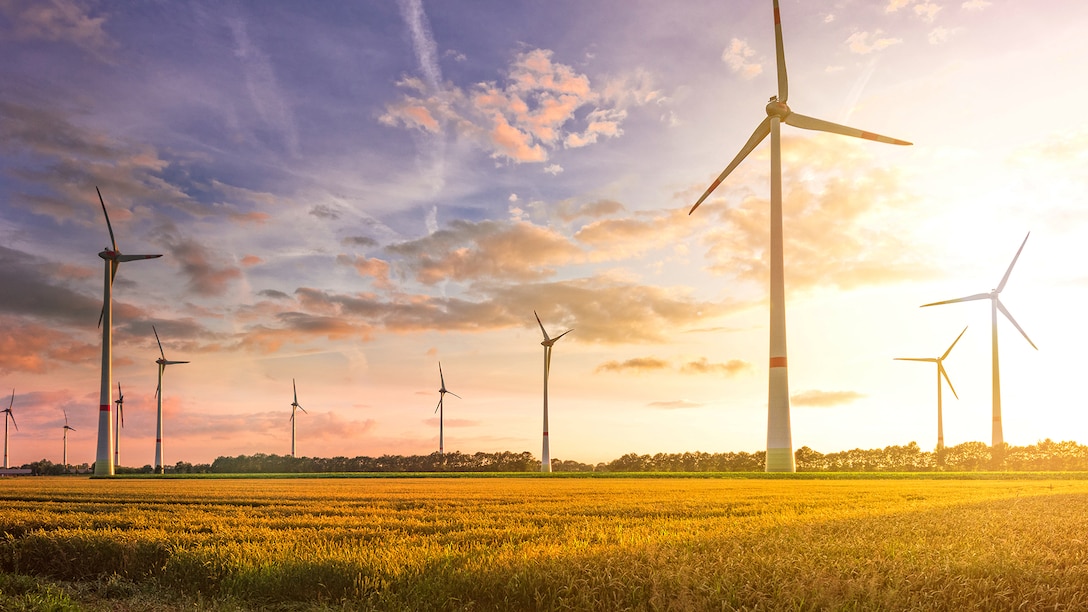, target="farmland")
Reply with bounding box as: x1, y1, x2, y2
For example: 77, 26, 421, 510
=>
2, 476, 1088, 610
